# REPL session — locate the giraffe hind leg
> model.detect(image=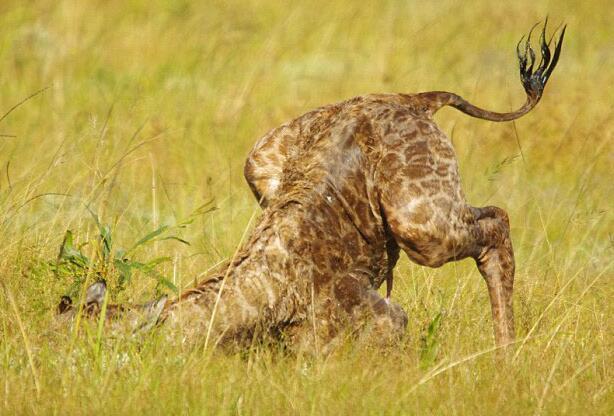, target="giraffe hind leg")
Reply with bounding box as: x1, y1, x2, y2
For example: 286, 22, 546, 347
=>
471, 206, 516, 346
